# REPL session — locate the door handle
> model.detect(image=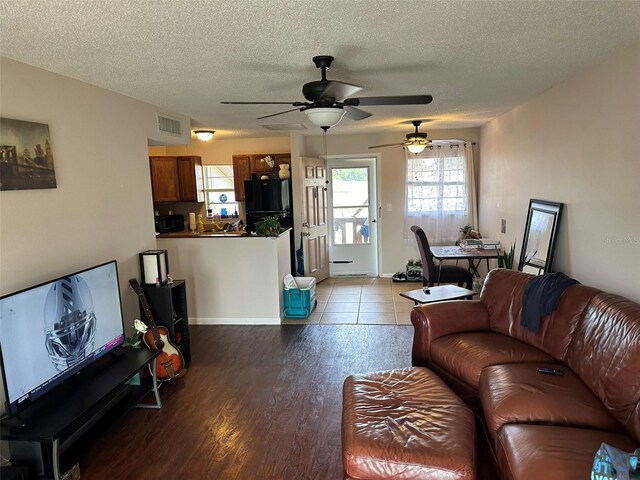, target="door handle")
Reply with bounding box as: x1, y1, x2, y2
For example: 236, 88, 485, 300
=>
302, 222, 309, 227
300, 232, 310, 237
371, 219, 377, 223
